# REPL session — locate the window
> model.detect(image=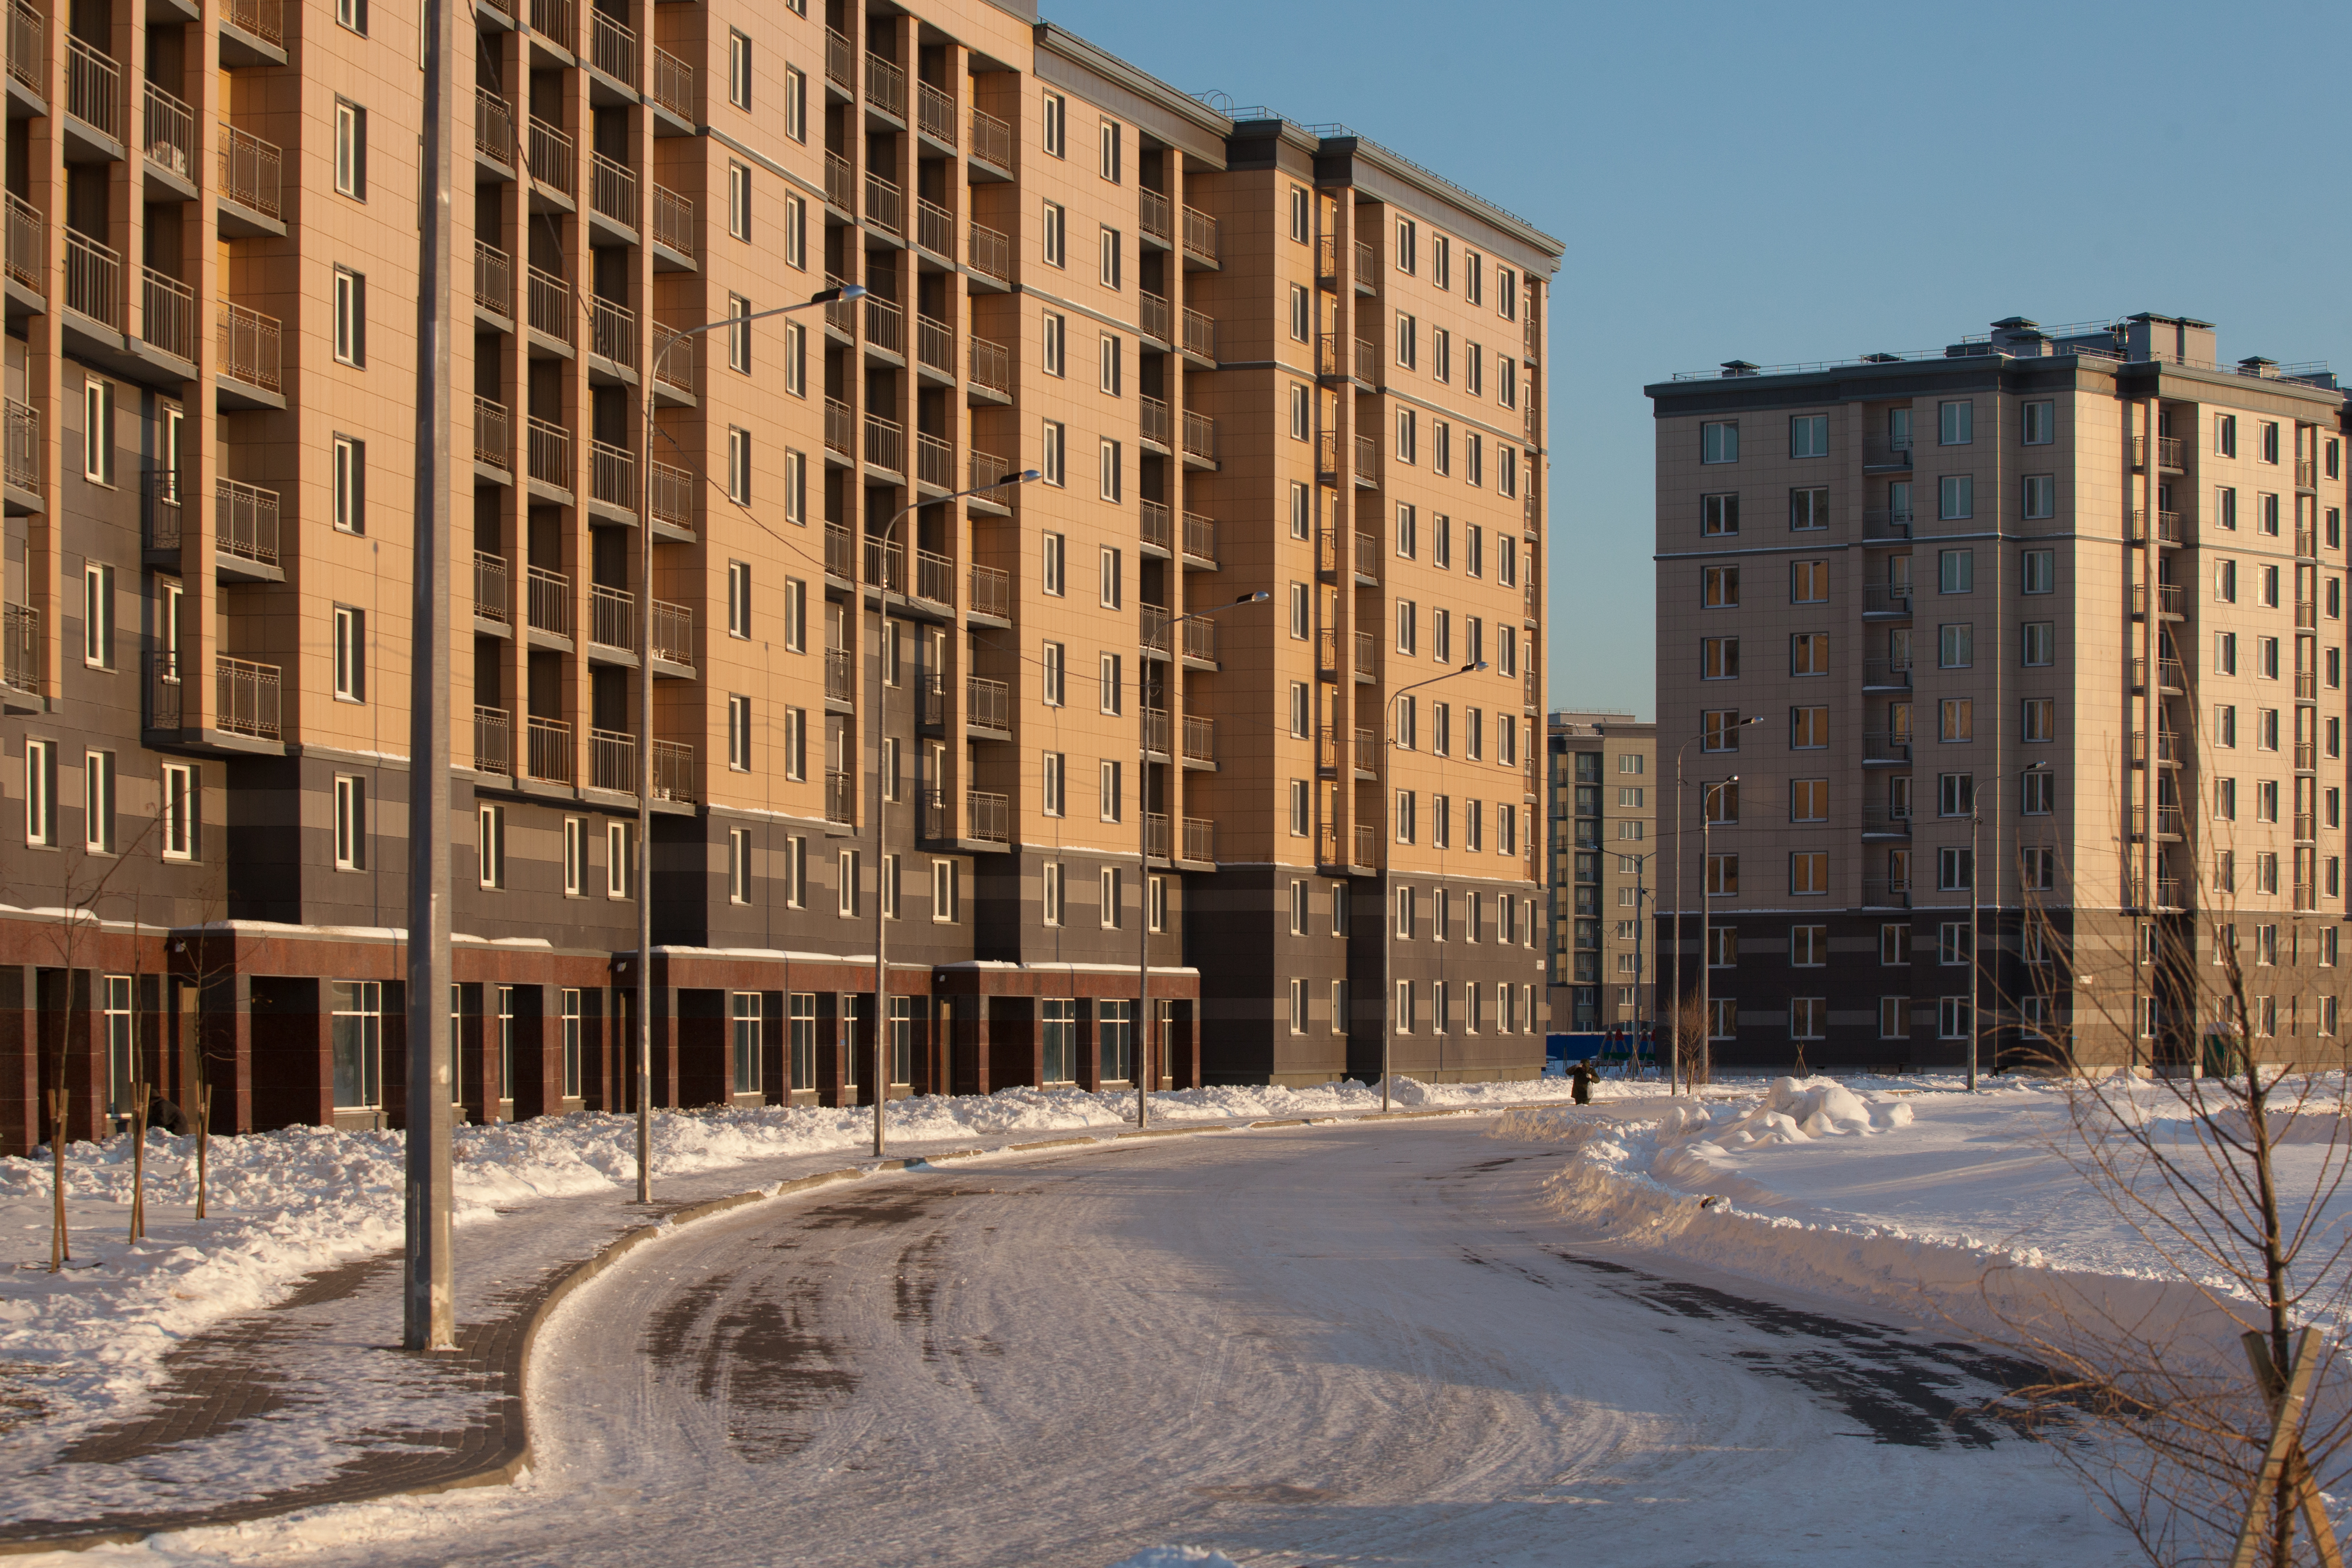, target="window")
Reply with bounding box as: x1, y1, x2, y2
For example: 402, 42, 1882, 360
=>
1790, 560, 1828, 602
1289, 681, 1309, 737
727, 694, 752, 771
2022, 400, 2055, 445
1042, 642, 1065, 706
1286, 285, 1312, 346
1290, 482, 1312, 540
1939, 623, 1973, 669
1790, 852, 1828, 896
933, 859, 957, 923
1290, 779, 1310, 837
1700, 636, 1738, 680
1938, 847, 1973, 892
21, 739, 51, 847
1700, 421, 1738, 464
1396, 408, 1417, 464
1099, 117, 1121, 181
2023, 770, 2055, 815
2022, 698, 2054, 743
1700, 493, 1739, 537
559, 816, 586, 896
334, 0, 366, 30
1041, 312, 1065, 376
2021, 475, 2055, 520
1789, 414, 1829, 458
2216, 632, 2238, 675
1940, 698, 1973, 742
1040, 422, 1065, 487
725, 29, 753, 109
1100, 866, 1123, 928
1100, 759, 1122, 822
781, 707, 806, 781
783, 321, 806, 396
607, 819, 634, 899
1701, 708, 1743, 752
1789, 487, 1828, 531
725, 827, 752, 904
81, 563, 112, 669
331, 773, 363, 870
2262, 421, 2282, 464
330, 268, 366, 366
479, 803, 506, 888
781, 192, 808, 267
1432, 332, 1452, 386
1099, 547, 1123, 609
1099, 226, 1121, 289
1938, 475, 1974, 521
1098, 653, 1122, 715
1042, 751, 1064, 816
2018, 549, 2056, 597
1790, 633, 1827, 677
1789, 706, 1829, 749
333, 100, 366, 198
1289, 184, 1309, 242
2263, 493, 2282, 536
726, 161, 751, 239
160, 761, 193, 859
81, 377, 114, 484
1394, 789, 1417, 843
1396, 599, 1417, 654
1705, 853, 1737, 895
1395, 311, 1416, 369
1042, 91, 1065, 157
2021, 846, 2056, 892
1702, 565, 1739, 608
1938, 549, 1974, 594
1938, 400, 1973, 445
725, 427, 751, 503
1791, 779, 1827, 821
1395, 504, 1418, 559
1098, 438, 1123, 503
2023, 621, 2054, 666
332, 606, 364, 701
